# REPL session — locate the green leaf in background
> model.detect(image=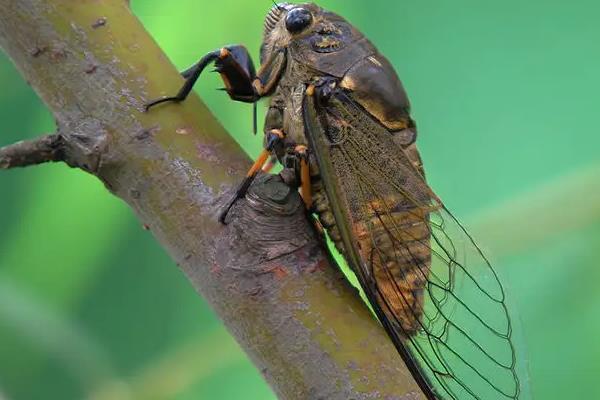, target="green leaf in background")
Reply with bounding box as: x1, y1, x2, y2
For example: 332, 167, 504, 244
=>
1, 1, 599, 399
